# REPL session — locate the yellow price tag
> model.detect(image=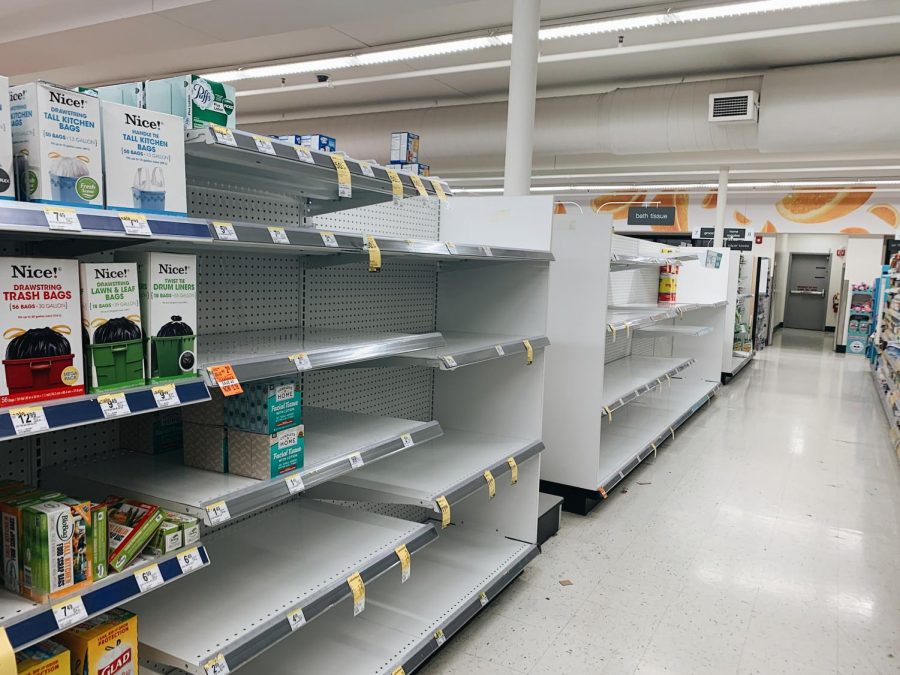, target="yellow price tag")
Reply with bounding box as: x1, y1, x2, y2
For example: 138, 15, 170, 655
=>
0, 627, 13, 675
434, 628, 447, 646
410, 174, 428, 197
483, 470, 496, 499
386, 168, 404, 203
507, 457, 518, 485
366, 234, 382, 273
347, 571, 365, 616
436, 495, 451, 529
395, 543, 411, 583
522, 339, 534, 365
392, 668, 406, 675
331, 154, 352, 198
430, 179, 448, 201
